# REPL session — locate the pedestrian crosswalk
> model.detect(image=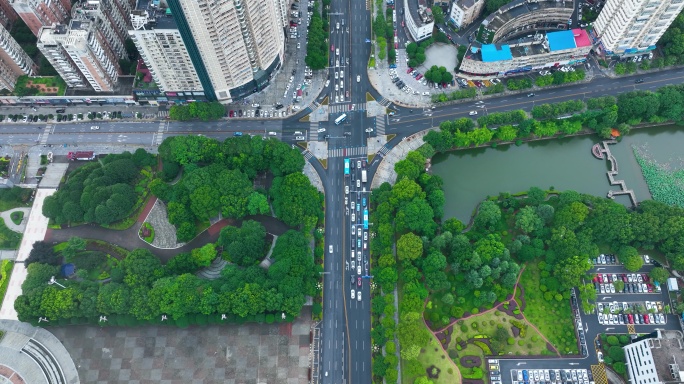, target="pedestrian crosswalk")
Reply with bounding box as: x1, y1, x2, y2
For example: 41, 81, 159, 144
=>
309, 122, 318, 140
303, 150, 314, 161
158, 110, 169, 118
375, 116, 386, 135
377, 97, 392, 107
328, 146, 367, 158
304, 100, 320, 113
328, 103, 365, 114
365, 0, 370, 10
39, 125, 52, 146
153, 121, 166, 146
376, 145, 390, 158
